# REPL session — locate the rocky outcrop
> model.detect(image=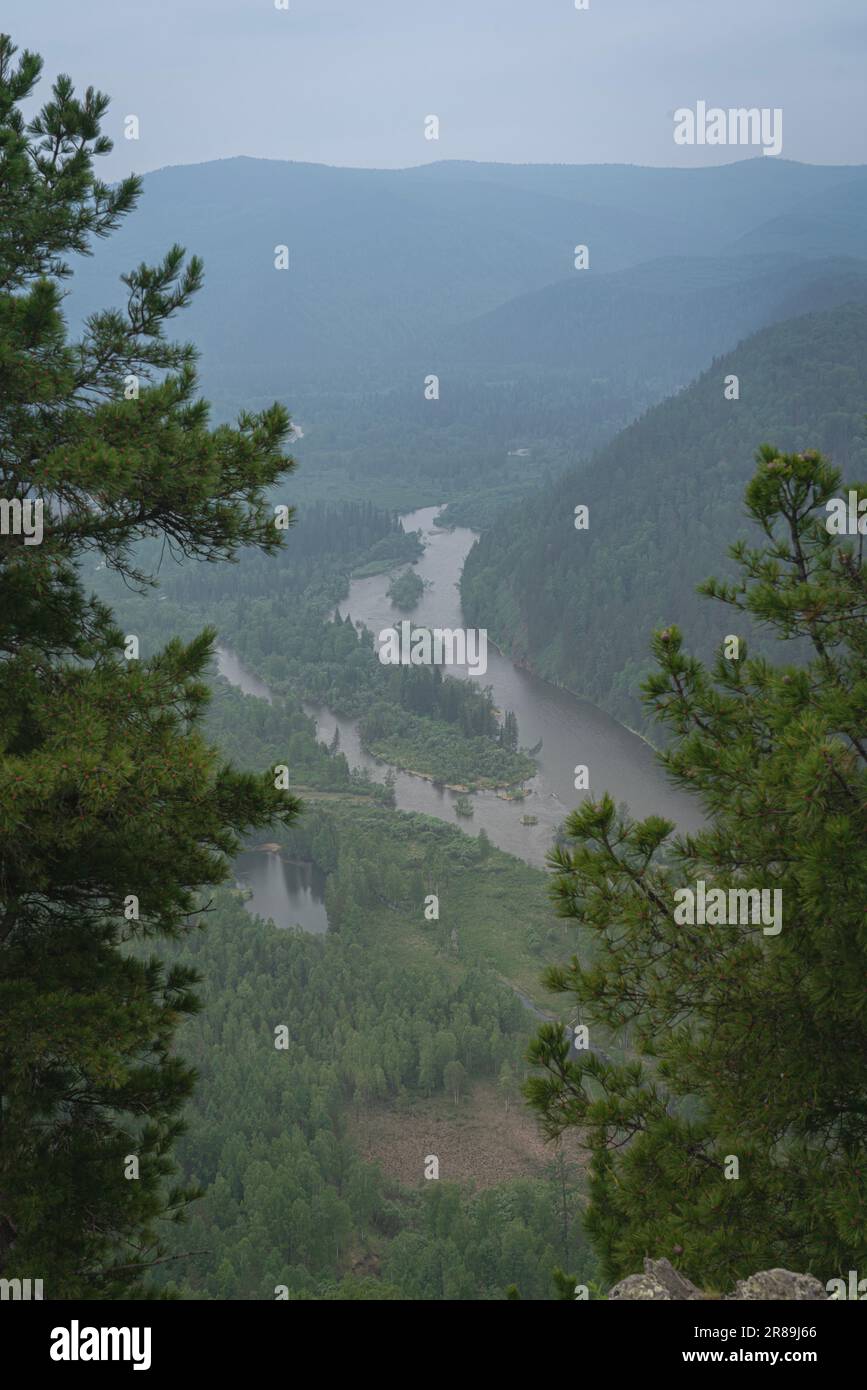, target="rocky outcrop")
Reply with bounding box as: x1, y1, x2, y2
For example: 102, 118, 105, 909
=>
726, 1269, 827, 1301
608, 1258, 827, 1301
608, 1259, 704, 1301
